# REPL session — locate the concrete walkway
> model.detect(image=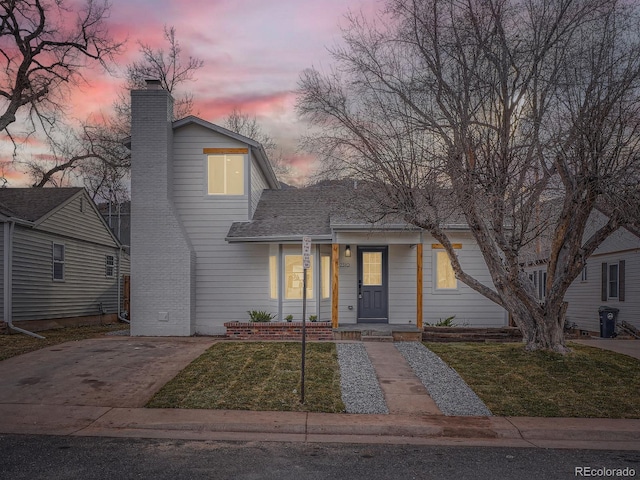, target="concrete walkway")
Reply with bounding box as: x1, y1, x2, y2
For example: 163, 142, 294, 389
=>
0, 336, 639, 450
572, 338, 640, 360
363, 342, 442, 415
